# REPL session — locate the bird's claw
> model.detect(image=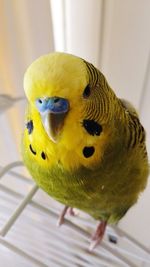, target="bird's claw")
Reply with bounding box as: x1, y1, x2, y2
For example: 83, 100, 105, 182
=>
89, 220, 107, 251
57, 206, 75, 227
57, 206, 69, 227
